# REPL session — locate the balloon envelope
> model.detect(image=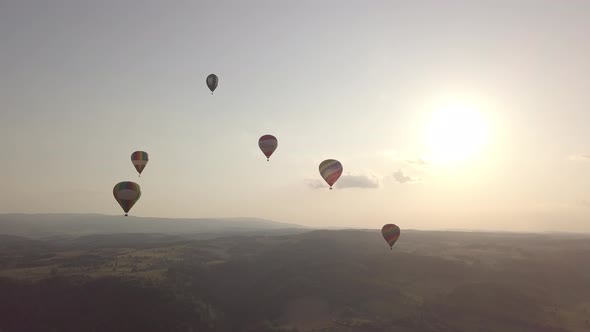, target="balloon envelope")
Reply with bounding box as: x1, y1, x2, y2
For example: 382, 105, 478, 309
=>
319, 159, 343, 189
113, 181, 141, 216
381, 224, 401, 249
258, 135, 278, 161
131, 151, 148, 175
206, 74, 218, 93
